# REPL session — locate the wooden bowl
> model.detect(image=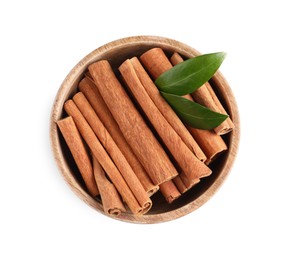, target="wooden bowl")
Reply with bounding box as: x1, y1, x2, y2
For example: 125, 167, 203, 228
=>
50, 35, 240, 223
